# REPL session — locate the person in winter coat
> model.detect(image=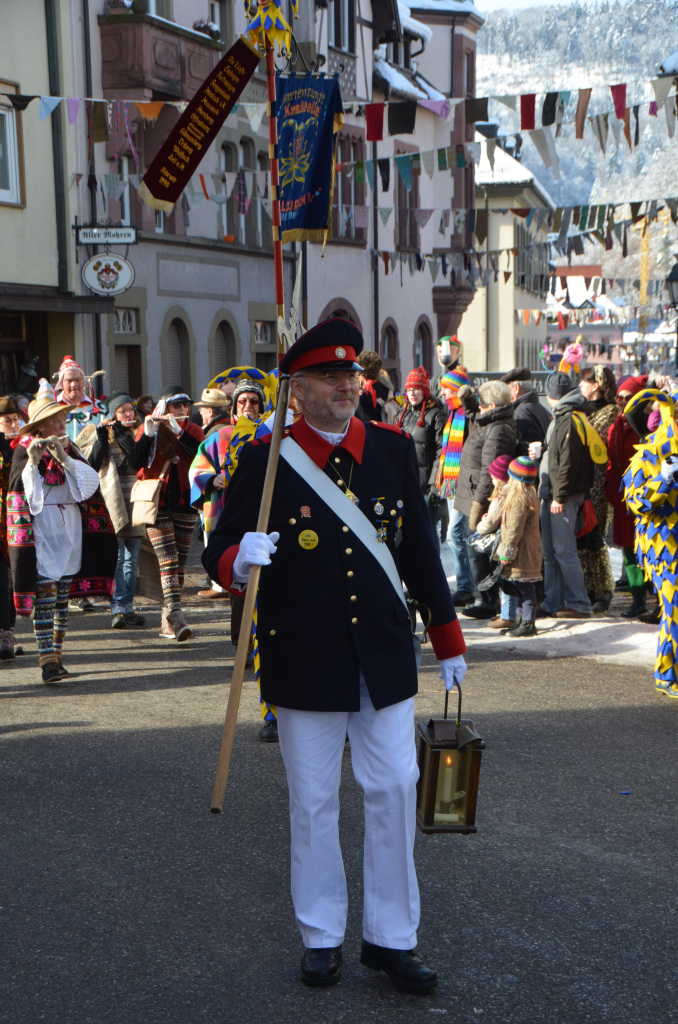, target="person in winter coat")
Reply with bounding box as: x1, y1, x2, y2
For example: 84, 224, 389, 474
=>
397, 366, 448, 544
78, 392, 147, 631
195, 388, 233, 439
495, 457, 543, 638
128, 388, 204, 641
534, 371, 593, 619
577, 365, 618, 613
436, 368, 475, 603
501, 367, 551, 457
358, 350, 395, 423
453, 380, 517, 618
473, 453, 518, 629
